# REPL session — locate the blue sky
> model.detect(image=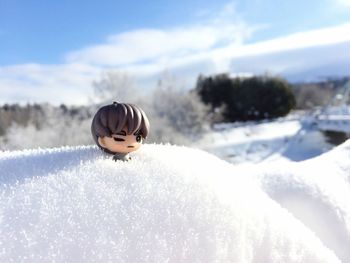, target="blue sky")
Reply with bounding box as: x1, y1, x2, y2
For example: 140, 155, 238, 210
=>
1, 0, 228, 65
0, 0, 350, 104
1, 0, 349, 65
